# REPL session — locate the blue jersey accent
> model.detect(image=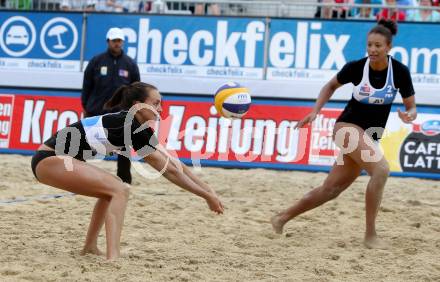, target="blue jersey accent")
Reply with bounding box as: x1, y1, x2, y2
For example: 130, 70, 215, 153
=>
352, 57, 398, 105
81, 116, 100, 127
